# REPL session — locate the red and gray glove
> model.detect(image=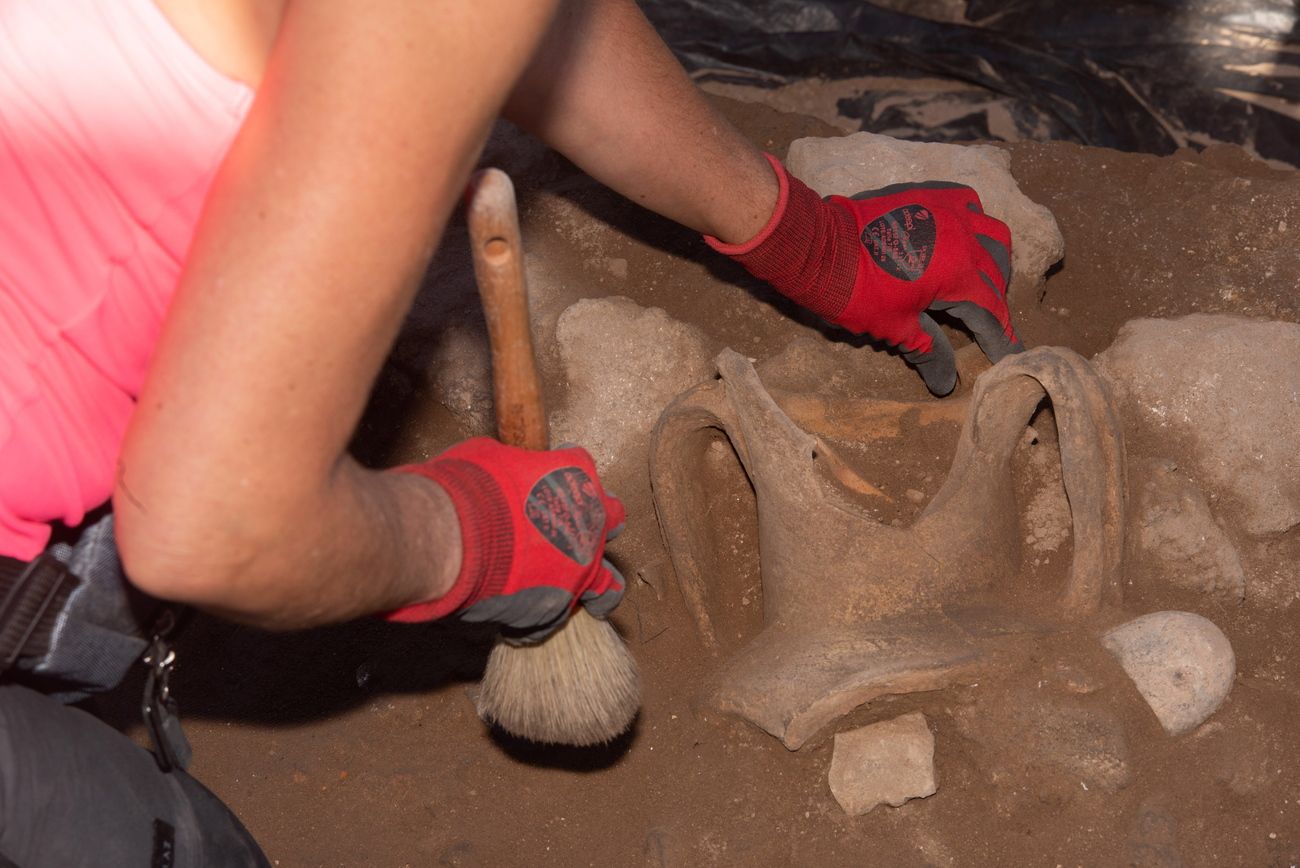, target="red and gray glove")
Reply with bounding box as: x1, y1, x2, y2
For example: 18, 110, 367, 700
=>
706, 153, 1023, 396
386, 438, 626, 643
